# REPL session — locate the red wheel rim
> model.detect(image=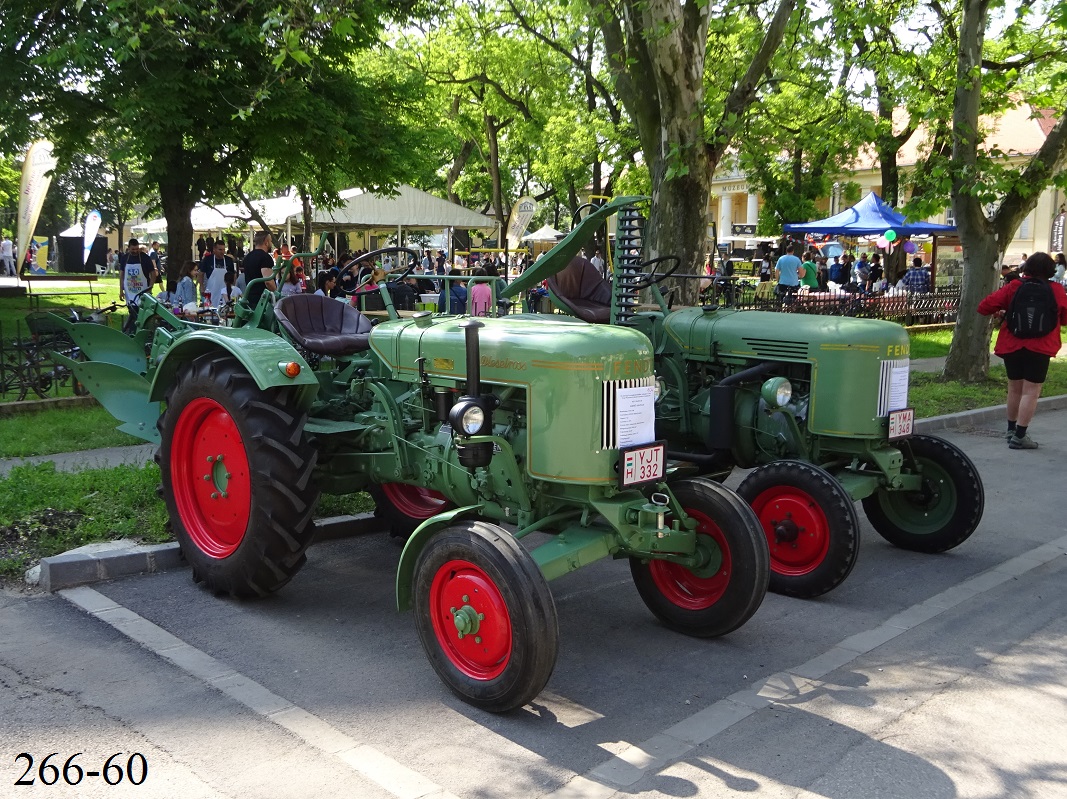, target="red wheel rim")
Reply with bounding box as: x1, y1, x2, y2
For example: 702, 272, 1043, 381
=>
649, 506, 732, 610
750, 487, 830, 576
170, 397, 251, 559
429, 559, 512, 680
381, 483, 449, 520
